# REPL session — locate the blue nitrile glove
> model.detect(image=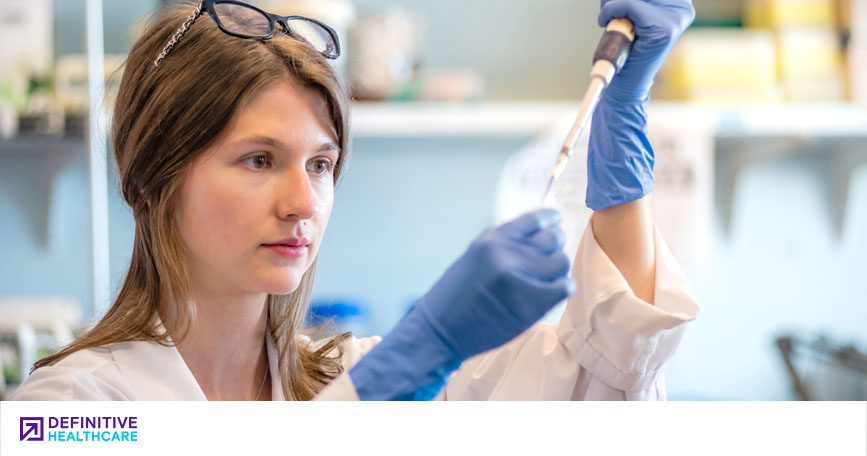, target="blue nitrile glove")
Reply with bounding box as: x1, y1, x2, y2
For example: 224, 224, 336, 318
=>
586, 0, 695, 210
349, 209, 576, 400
